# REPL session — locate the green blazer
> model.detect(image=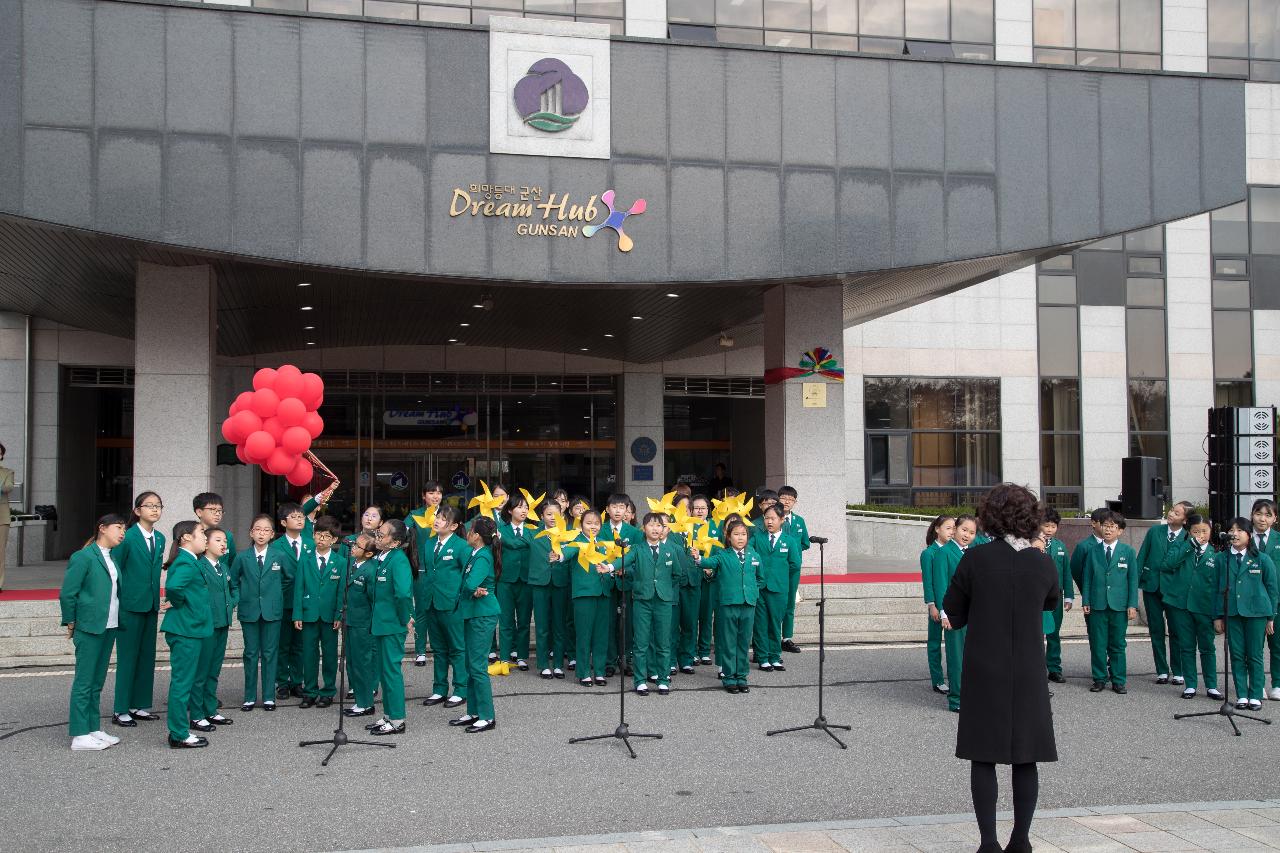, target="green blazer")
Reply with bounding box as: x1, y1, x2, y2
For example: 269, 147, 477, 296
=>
1080, 541, 1139, 612
920, 544, 942, 605
927, 541, 965, 607
671, 532, 702, 588
1161, 538, 1218, 614
59, 544, 119, 634
220, 530, 238, 571
1216, 550, 1279, 619
782, 512, 811, 551
569, 536, 615, 598
527, 526, 578, 588
750, 529, 802, 594
268, 535, 309, 610
200, 556, 237, 629
341, 560, 376, 630
497, 520, 538, 584
1069, 535, 1101, 589
420, 532, 473, 612
702, 545, 764, 607
619, 539, 681, 602
160, 549, 213, 639
403, 505, 437, 575
1252, 531, 1280, 611
1047, 537, 1074, 601
231, 546, 285, 623
368, 549, 413, 635
301, 497, 319, 542
111, 524, 166, 613
1136, 523, 1185, 594
293, 548, 347, 622
603, 520, 644, 549
457, 547, 501, 619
